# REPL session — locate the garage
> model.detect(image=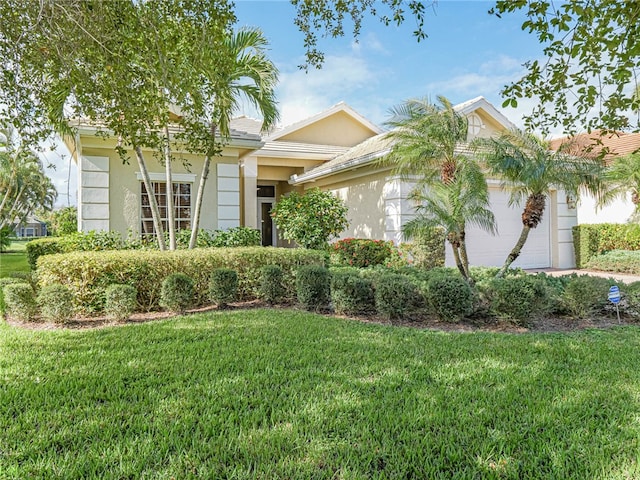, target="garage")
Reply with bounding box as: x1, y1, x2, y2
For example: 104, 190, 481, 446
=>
446, 188, 551, 269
